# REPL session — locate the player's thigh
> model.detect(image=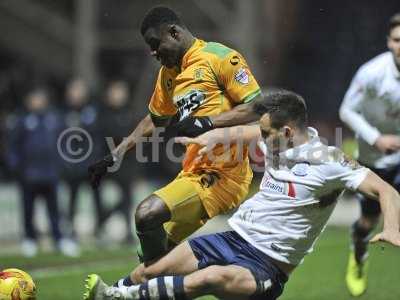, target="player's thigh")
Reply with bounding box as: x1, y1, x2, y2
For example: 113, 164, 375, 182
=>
144, 241, 199, 278
154, 176, 207, 223
155, 176, 208, 242
163, 219, 206, 244
200, 172, 251, 218
185, 264, 256, 300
